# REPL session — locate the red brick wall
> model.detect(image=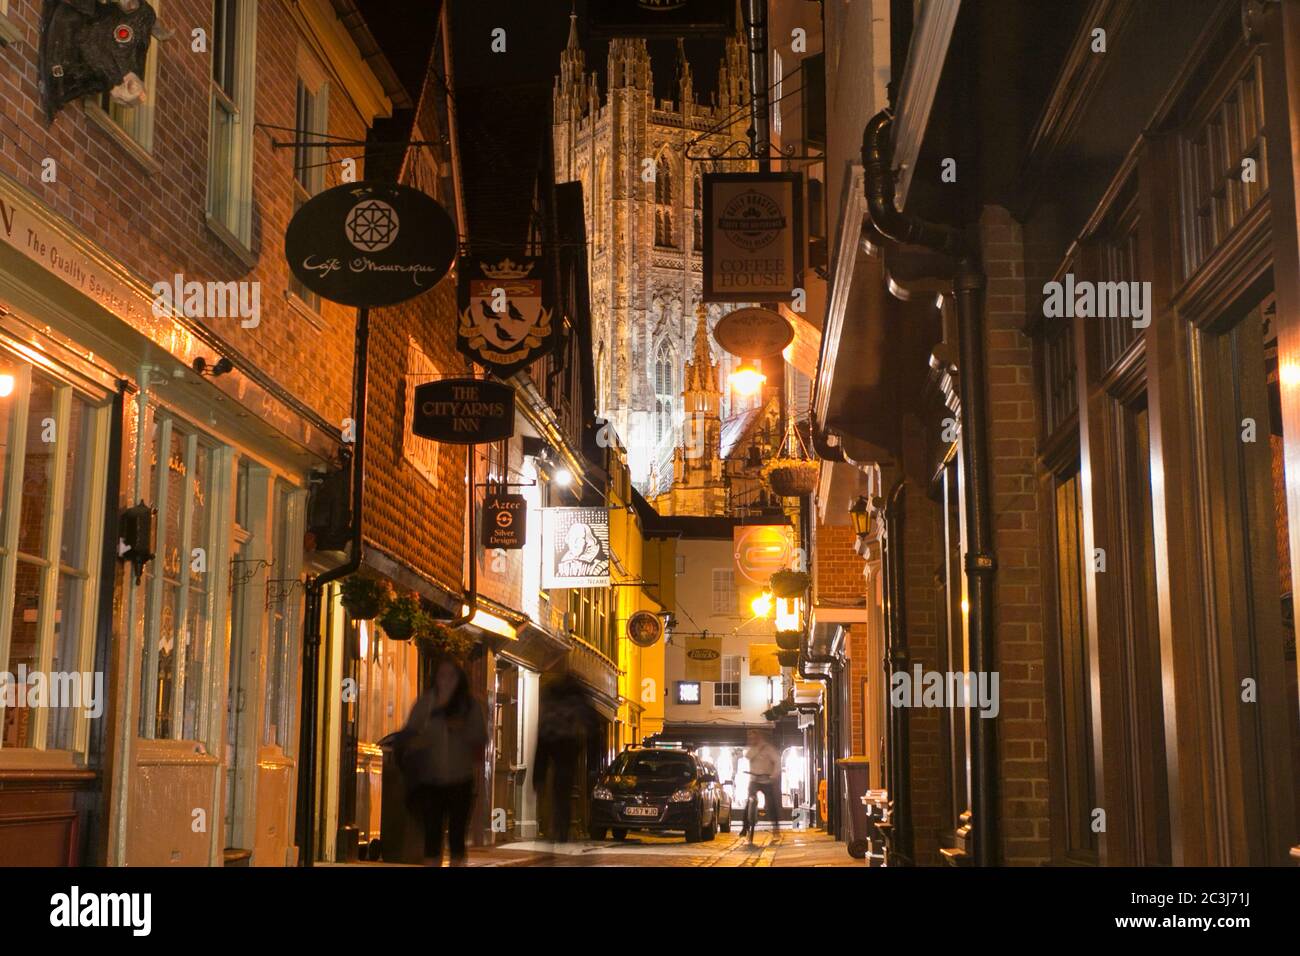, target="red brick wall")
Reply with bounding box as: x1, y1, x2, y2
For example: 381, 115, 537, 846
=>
980, 205, 1051, 865
900, 481, 948, 865
813, 520, 867, 750
0, 0, 358, 429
